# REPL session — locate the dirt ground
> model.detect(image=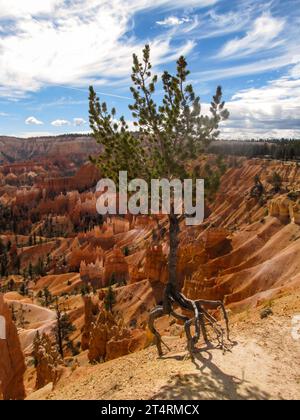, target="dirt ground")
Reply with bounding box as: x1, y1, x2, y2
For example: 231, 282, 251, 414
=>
27, 293, 300, 401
